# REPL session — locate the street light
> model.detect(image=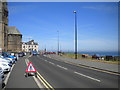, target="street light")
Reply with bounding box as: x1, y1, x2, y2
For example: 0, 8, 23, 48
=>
57, 30, 59, 55
74, 11, 77, 59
